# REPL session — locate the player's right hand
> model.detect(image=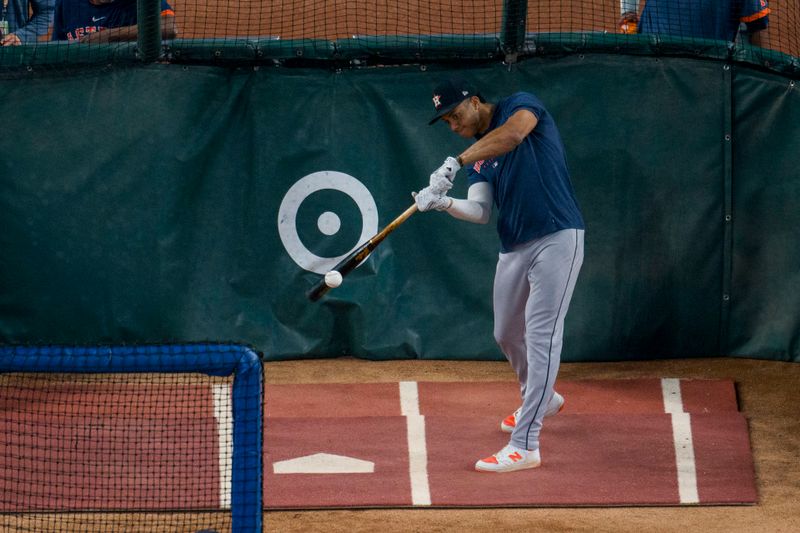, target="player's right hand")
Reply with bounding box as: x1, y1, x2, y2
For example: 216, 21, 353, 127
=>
429, 169, 453, 196
430, 156, 461, 185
